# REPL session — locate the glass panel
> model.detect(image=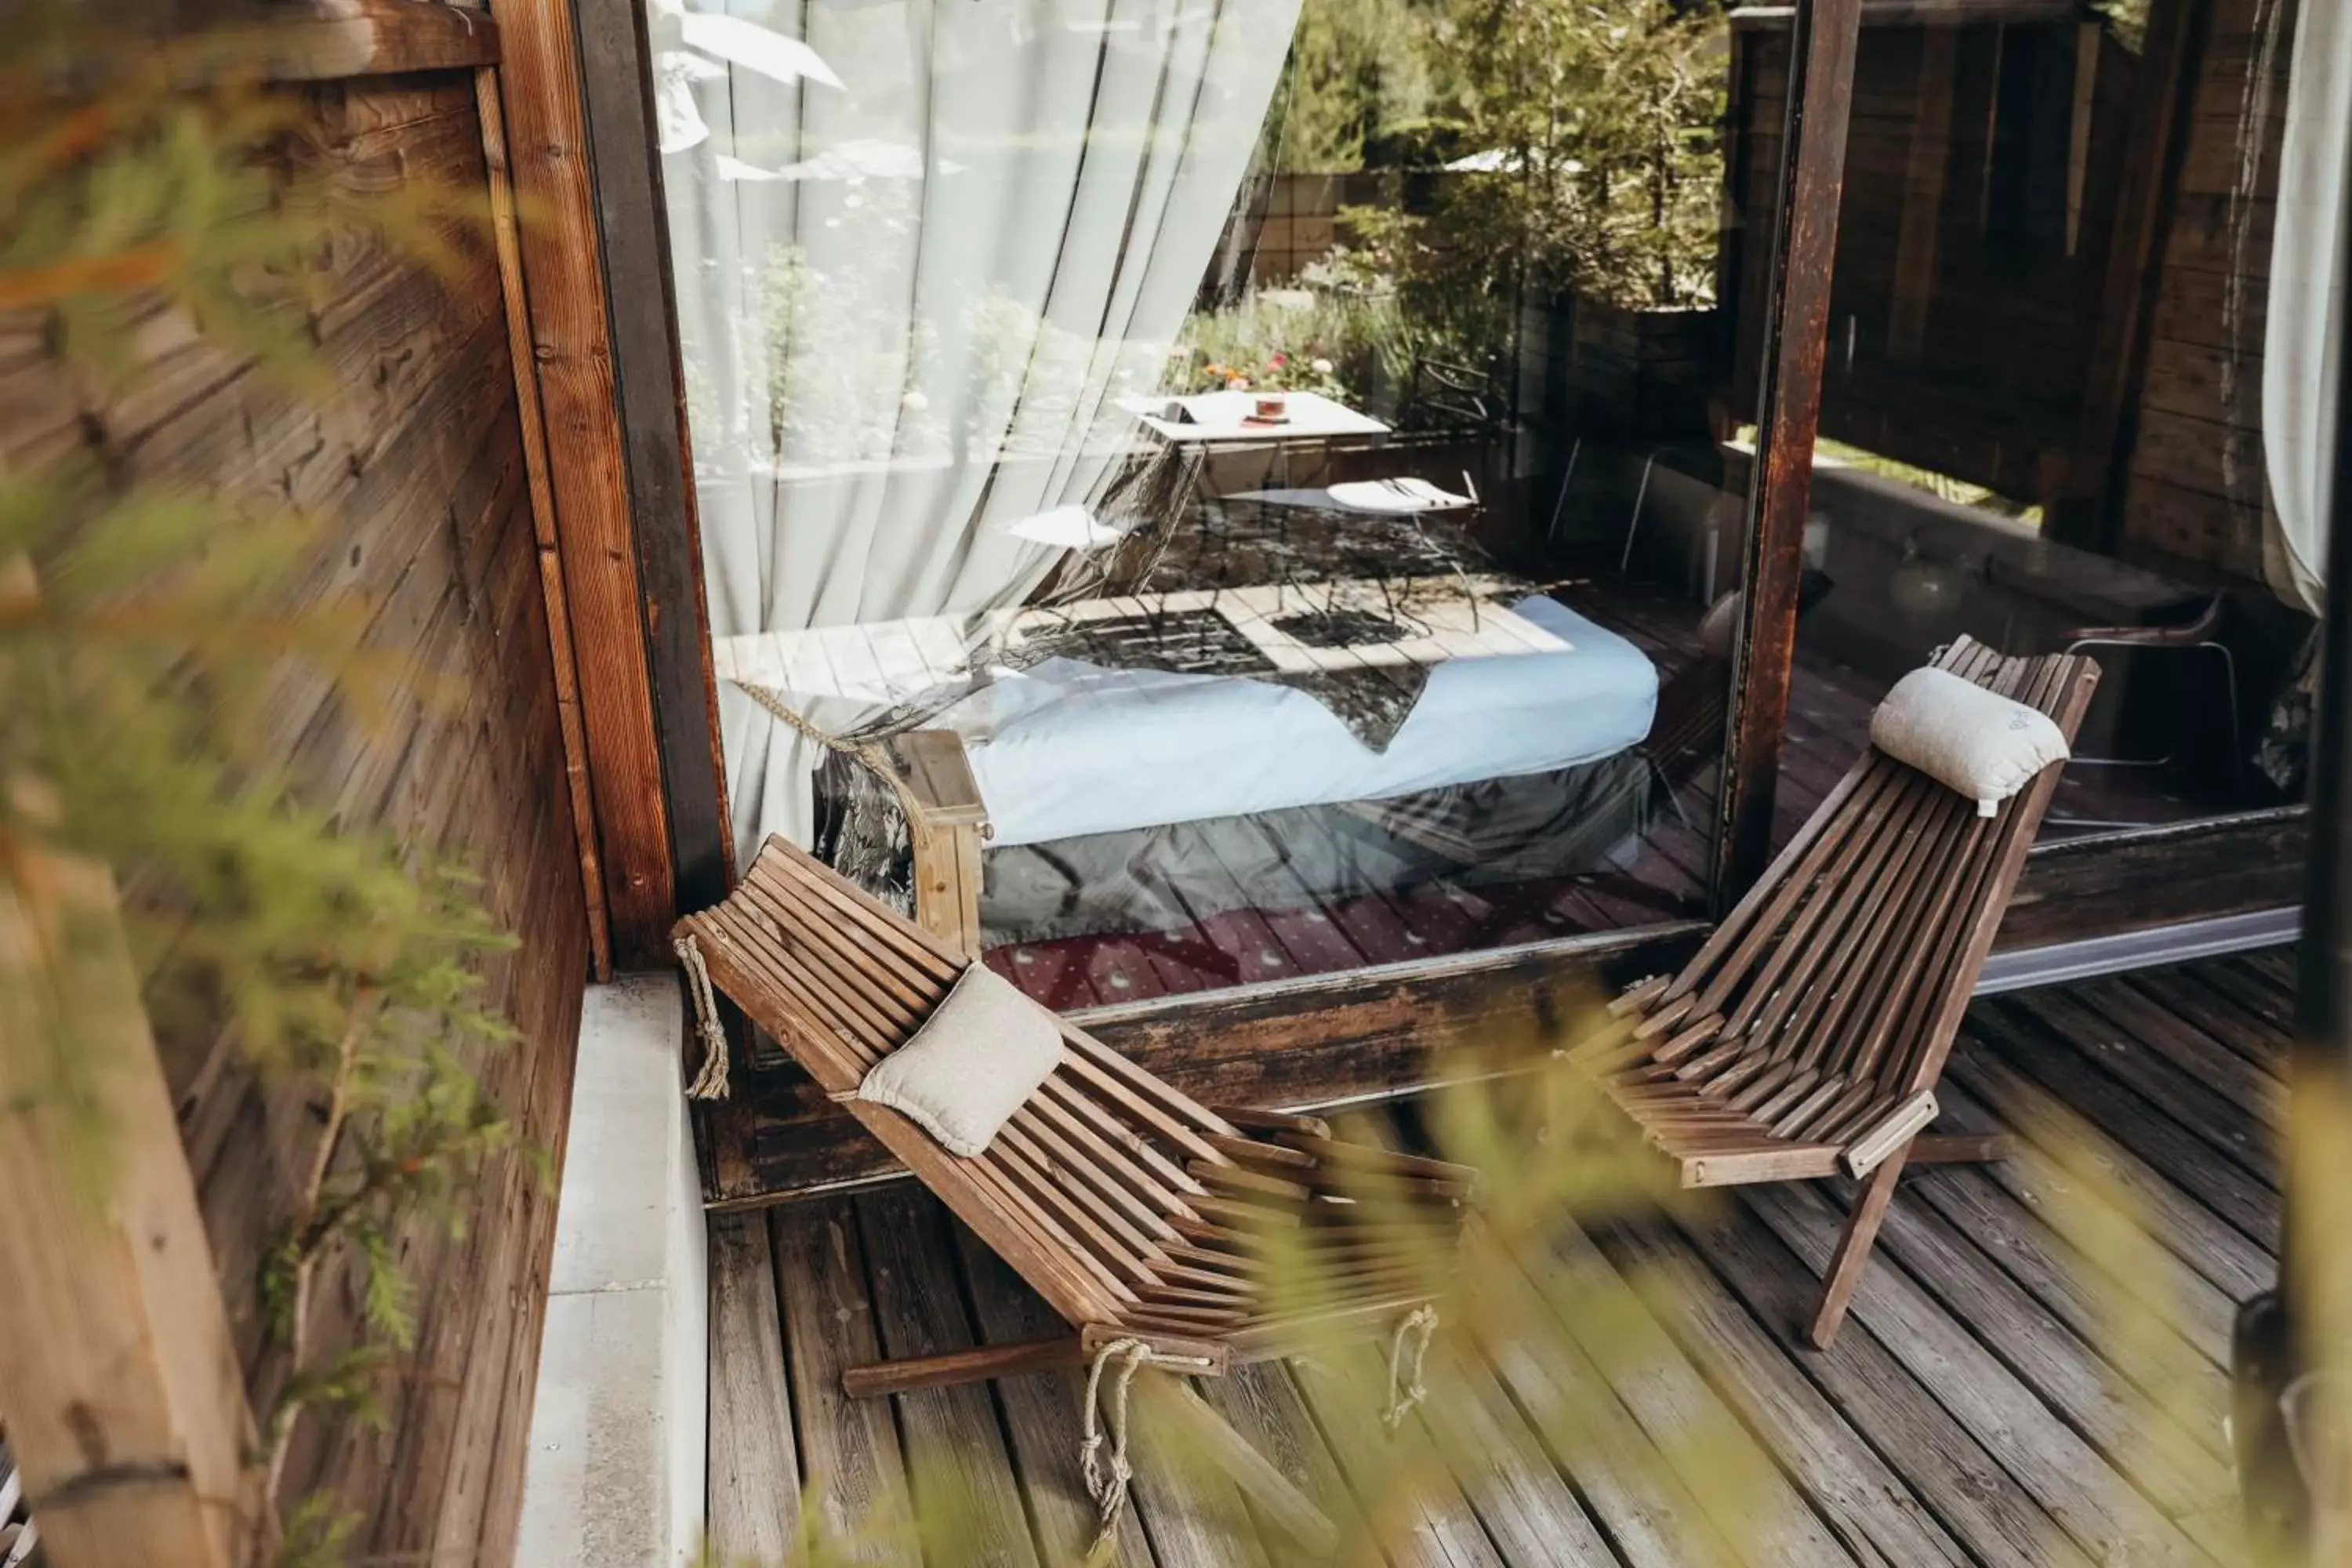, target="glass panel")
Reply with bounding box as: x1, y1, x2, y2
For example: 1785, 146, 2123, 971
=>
656, 0, 1778, 1003
1758, 0, 2325, 849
